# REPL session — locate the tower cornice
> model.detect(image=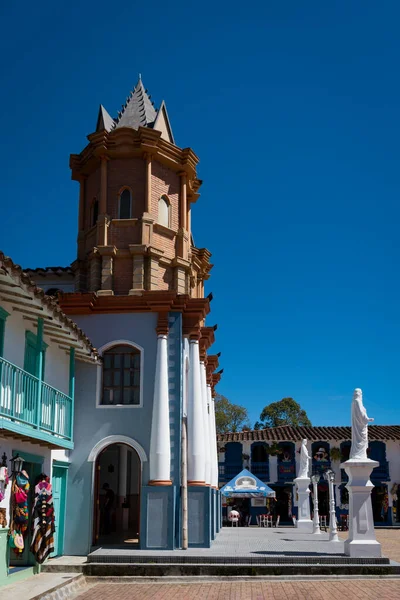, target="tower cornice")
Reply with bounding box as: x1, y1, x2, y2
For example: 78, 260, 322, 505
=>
70, 126, 201, 194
